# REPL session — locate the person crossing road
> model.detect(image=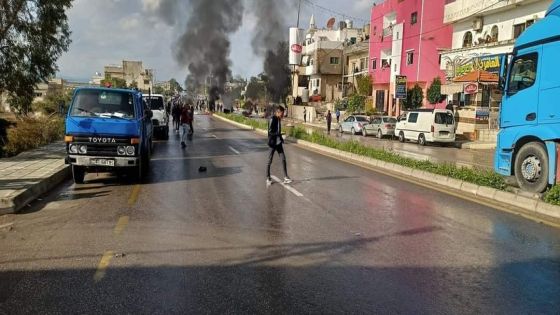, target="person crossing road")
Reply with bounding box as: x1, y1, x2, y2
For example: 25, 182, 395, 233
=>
266, 106, 292, 186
